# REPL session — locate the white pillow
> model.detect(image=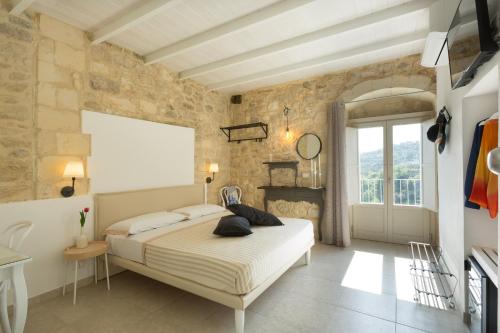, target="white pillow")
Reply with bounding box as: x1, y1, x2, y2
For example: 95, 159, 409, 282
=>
105, 211, 186, 235
172, 204, 226, 219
